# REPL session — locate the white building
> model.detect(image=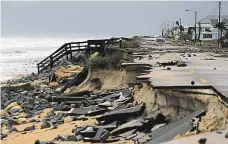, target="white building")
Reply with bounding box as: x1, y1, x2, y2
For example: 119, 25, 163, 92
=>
194, 15, 228, 41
